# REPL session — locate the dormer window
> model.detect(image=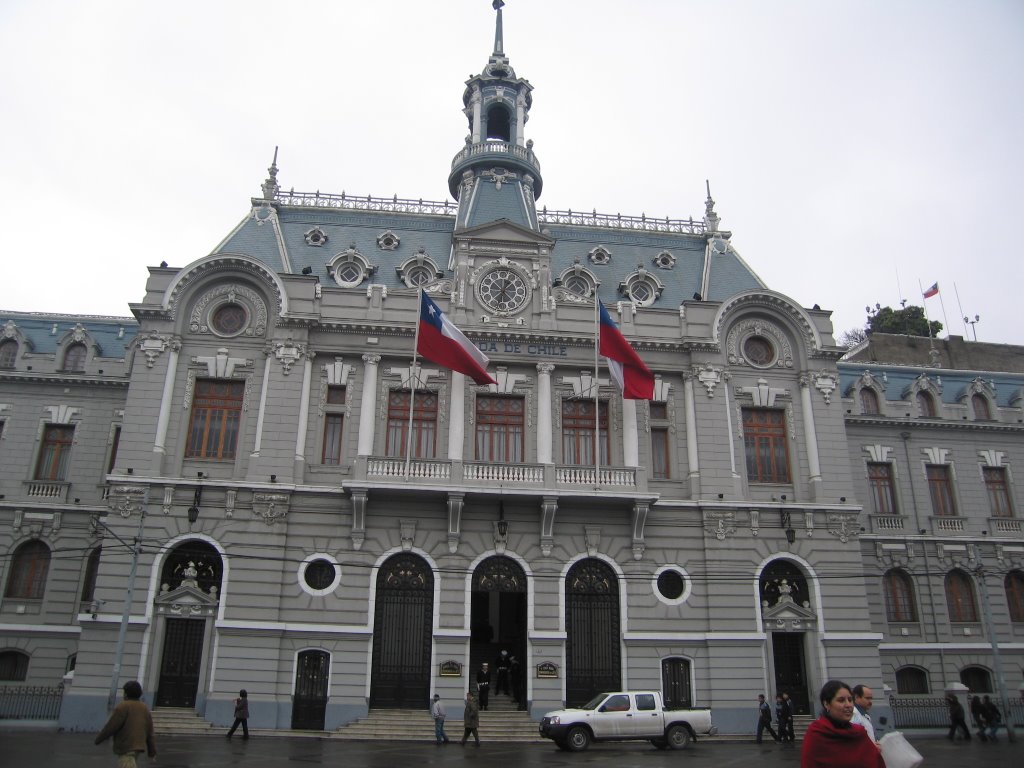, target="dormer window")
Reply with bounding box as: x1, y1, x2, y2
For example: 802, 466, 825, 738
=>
653, 251, 676, 270
556, 263, 597, 301
327, 247, 376, 289
972, 393, 991, 421
860, 388, 880, 415
377, 231, 400, 251
64, 342, 87, 372
917, 391, 937, 418
619, 269, 663, 308
304, 228, 328, 247
0, 339, 17, 369
396, 251, 442, 289
588, 246, 612, 265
